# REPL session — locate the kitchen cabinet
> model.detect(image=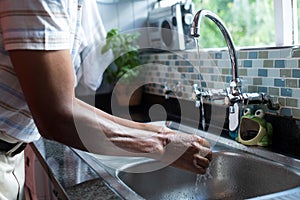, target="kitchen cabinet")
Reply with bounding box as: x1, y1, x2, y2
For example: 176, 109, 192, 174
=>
24, 145, 61, 200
